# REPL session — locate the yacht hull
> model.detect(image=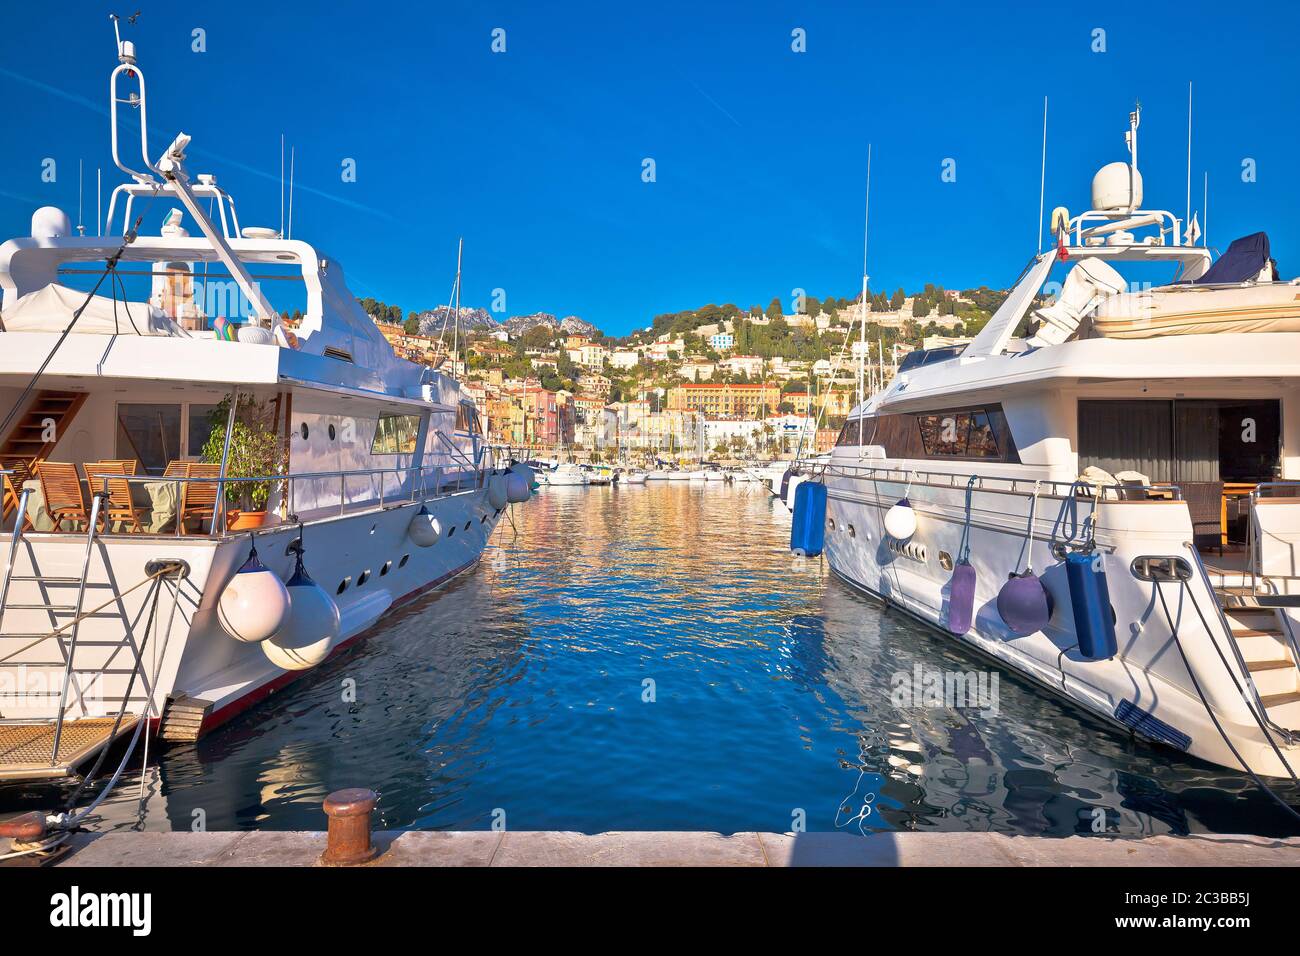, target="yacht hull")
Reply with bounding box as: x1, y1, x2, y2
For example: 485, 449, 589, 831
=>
0, 488, 502, 744
822, 468, 1300, 777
